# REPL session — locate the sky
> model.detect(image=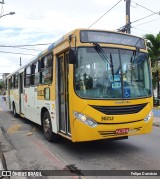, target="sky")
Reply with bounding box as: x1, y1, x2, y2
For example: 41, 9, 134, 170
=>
0, 0, 160, 78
